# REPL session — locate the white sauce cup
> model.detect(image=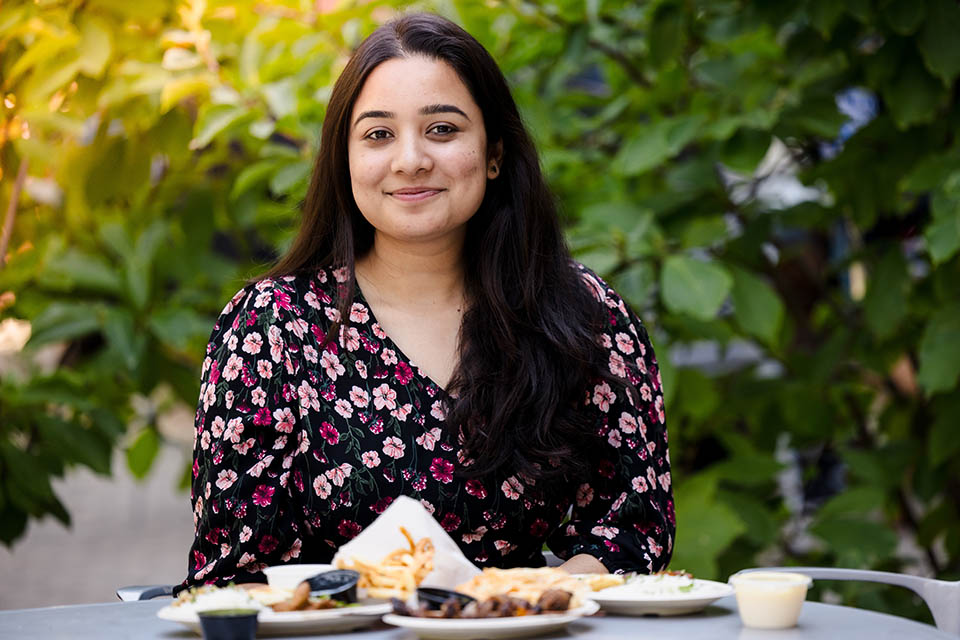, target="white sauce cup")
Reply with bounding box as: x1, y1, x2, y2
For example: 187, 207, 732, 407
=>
729, 571, 813, 629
